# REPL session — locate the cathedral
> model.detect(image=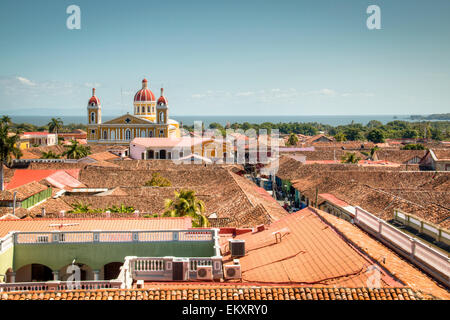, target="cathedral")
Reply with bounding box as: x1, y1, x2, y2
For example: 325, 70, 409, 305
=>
86, 78, 180, 144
